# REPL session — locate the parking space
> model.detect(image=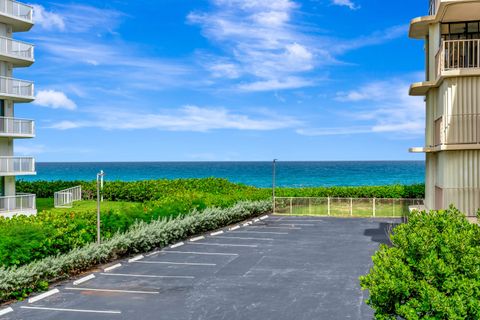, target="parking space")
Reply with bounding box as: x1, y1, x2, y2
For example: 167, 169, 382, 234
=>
1, 215, 398, 320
